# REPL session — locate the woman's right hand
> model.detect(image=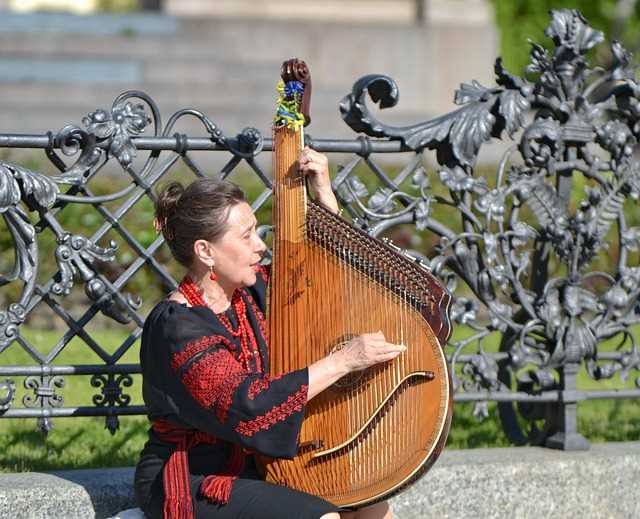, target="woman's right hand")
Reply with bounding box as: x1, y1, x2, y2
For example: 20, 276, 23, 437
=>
337, 332, 406, 373
307, 331, 405, 400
